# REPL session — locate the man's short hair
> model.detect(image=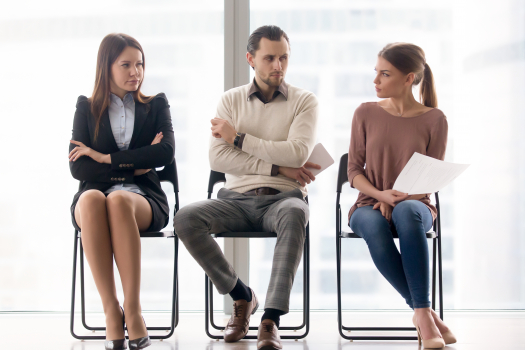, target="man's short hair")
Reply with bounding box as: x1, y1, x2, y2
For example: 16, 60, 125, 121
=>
247, 25, 290, 56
